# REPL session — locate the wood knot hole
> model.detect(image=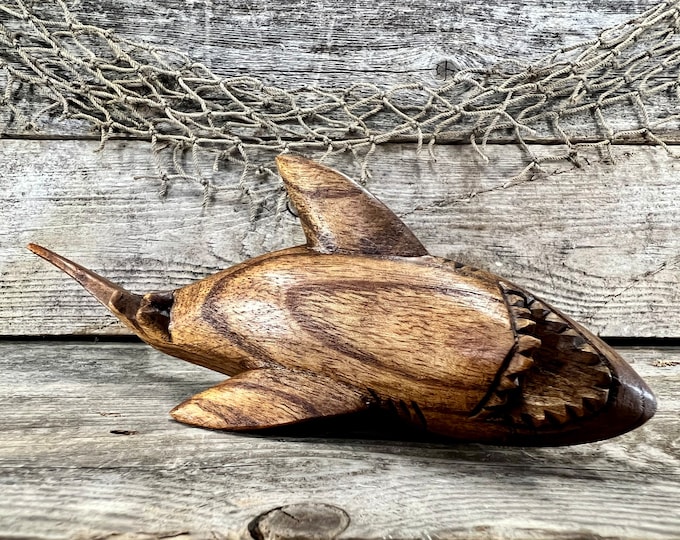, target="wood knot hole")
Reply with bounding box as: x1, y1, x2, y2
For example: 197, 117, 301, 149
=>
248, 503, 350, 540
